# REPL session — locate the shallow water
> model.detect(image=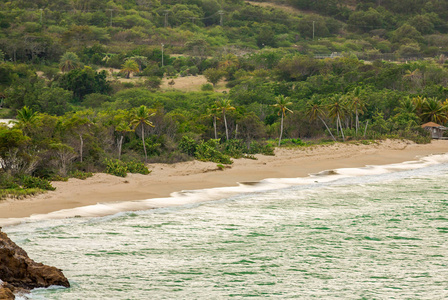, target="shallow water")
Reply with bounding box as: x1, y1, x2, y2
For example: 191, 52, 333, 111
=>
5, 154, 448, 299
